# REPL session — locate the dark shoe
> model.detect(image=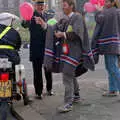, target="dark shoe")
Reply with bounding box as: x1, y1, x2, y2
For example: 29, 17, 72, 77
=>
27, 98, 33, 104
74, 93, 80, 96
13, 93, 21, 101
73, 93, 85, 103
35, 94, 43, 99
73, 96, 85, 104
23, 96, 33, 105
73, 95, 81, 103
47, 91, 54, 96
